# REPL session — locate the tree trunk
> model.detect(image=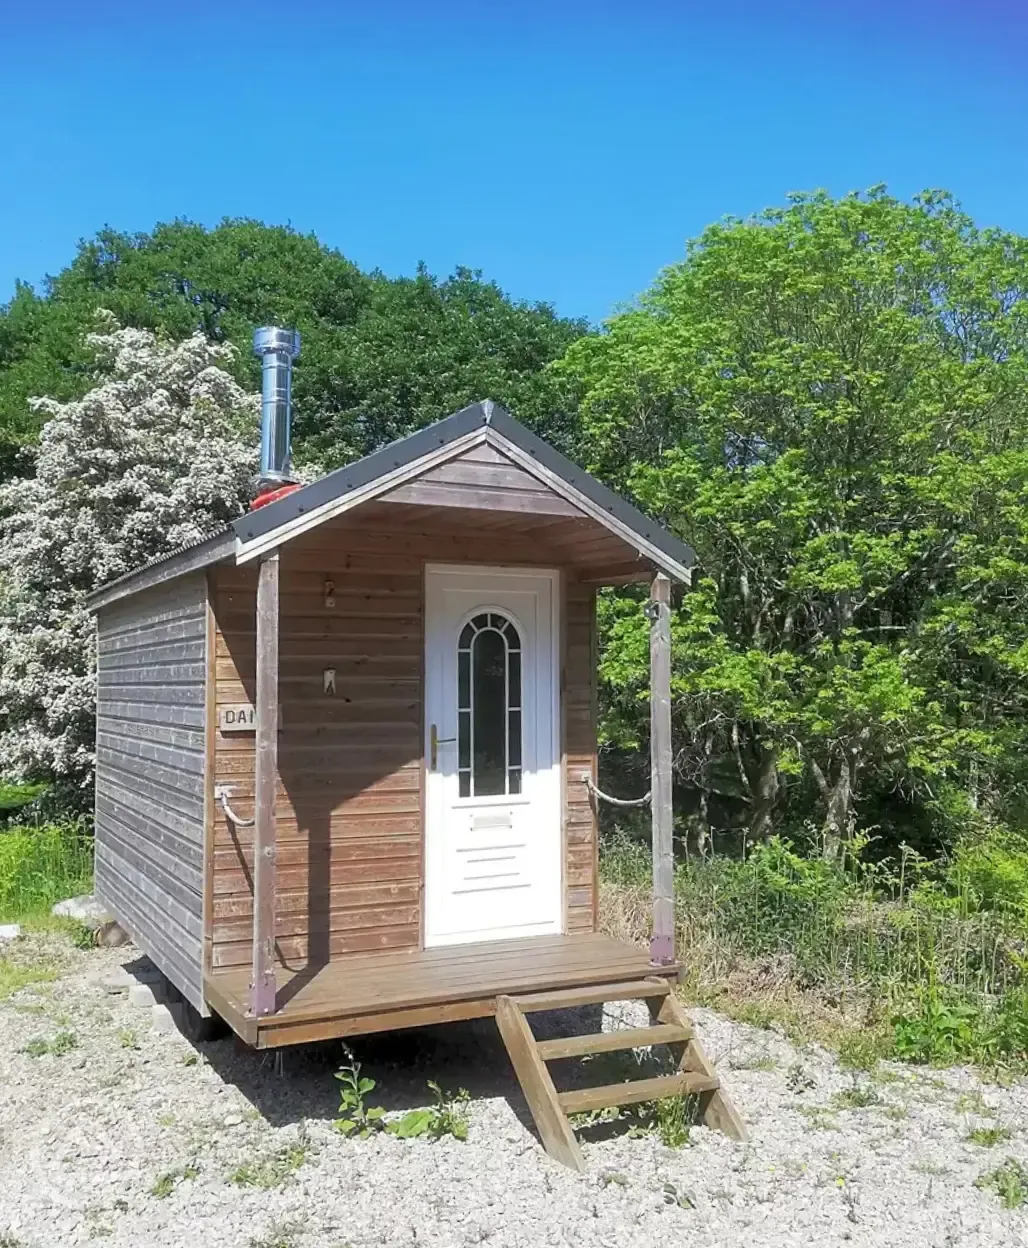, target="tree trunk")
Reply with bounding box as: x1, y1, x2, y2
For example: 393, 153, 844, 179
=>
747, 743, 780, 842
808, 752, 855, 862
820, 756, 853, 862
